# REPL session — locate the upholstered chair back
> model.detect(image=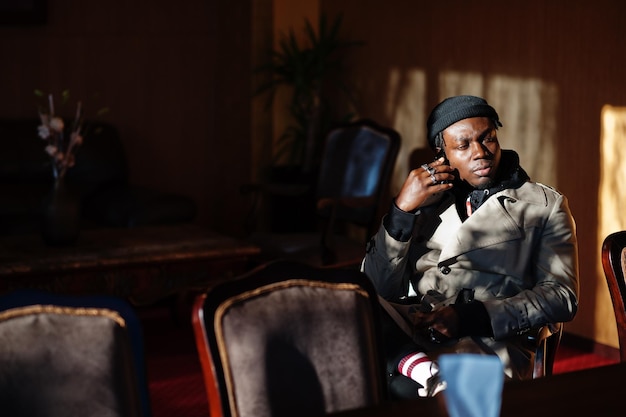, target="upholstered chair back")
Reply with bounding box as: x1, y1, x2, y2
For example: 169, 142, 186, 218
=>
0, 290, 151, 417
192, 261, 387, 417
